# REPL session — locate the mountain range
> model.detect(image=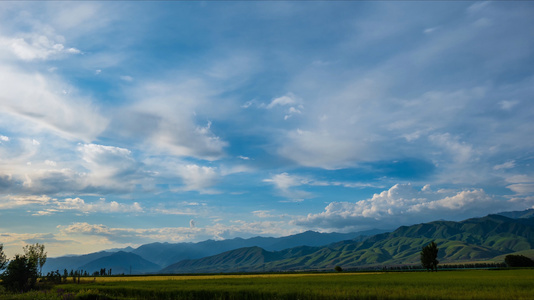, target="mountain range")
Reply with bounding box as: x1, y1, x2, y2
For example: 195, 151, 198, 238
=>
43, 210, 534, 274
42, 229, 384, 274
